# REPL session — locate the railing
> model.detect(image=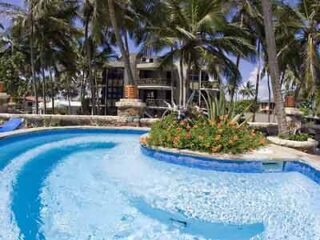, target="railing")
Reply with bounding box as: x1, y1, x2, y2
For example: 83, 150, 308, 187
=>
145, 99, 169, 108
137, 78, 171, 86
190, 81, 219, 90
